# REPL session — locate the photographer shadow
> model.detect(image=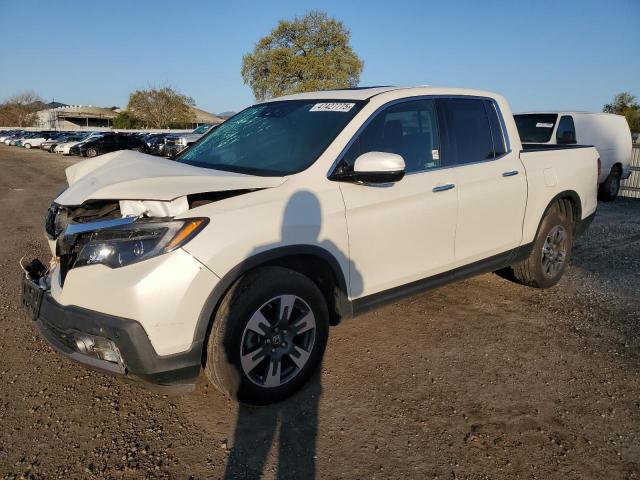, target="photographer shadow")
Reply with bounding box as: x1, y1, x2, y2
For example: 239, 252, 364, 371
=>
223, 190, 361, 479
